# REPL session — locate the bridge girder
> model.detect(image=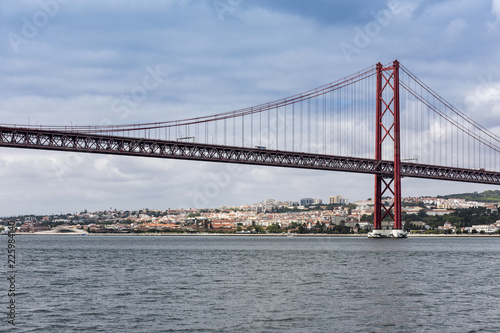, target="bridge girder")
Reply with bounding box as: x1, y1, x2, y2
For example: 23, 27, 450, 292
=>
0, 126, 499, 185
